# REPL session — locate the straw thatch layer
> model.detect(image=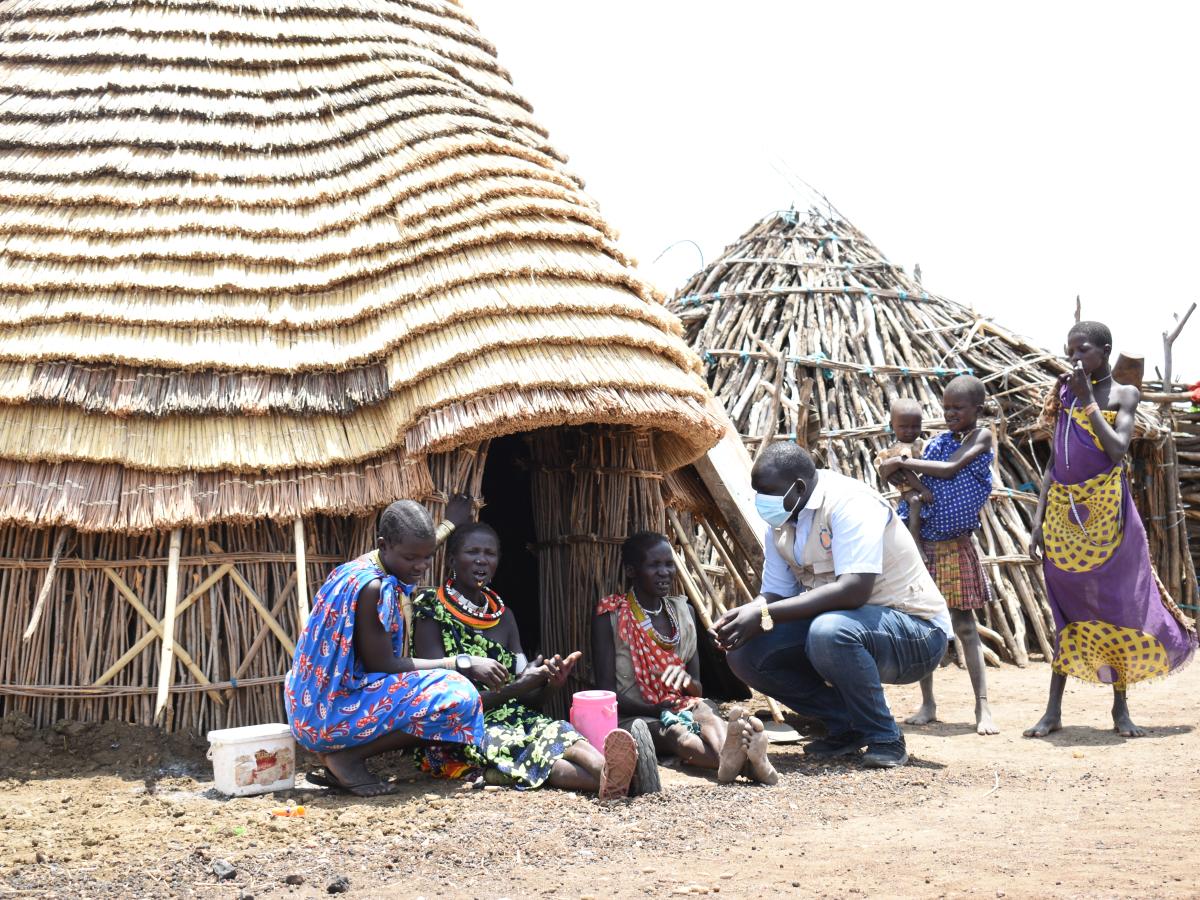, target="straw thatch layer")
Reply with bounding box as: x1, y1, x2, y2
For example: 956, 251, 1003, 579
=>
0, 386, 717, 531
0, 0, 723, 530
0, 352, 711, 472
